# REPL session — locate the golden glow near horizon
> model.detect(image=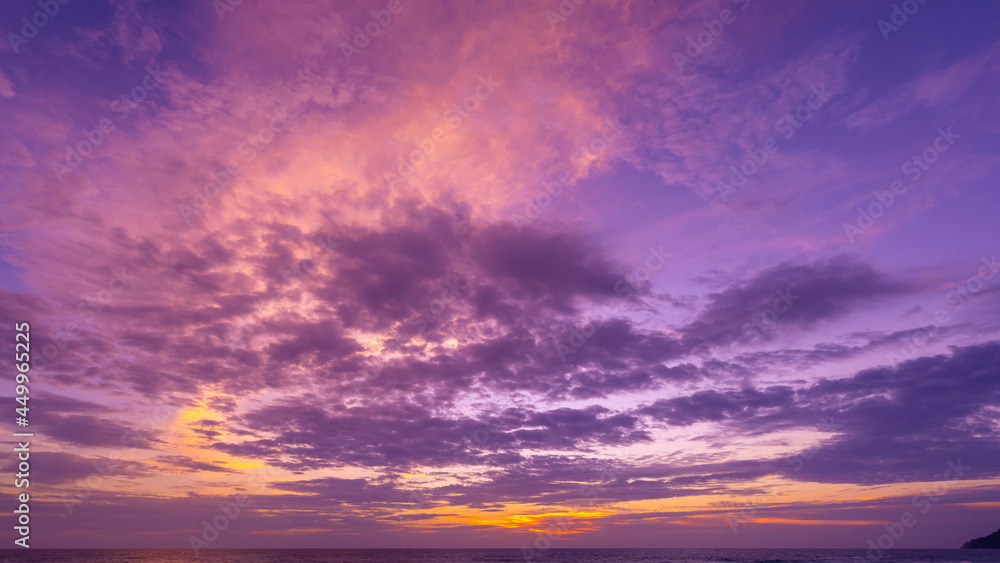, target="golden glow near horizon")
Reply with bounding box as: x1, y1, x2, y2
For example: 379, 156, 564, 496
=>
467, 511, 611, 533
24, 391, 998, 536
15, 386, 997, 539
